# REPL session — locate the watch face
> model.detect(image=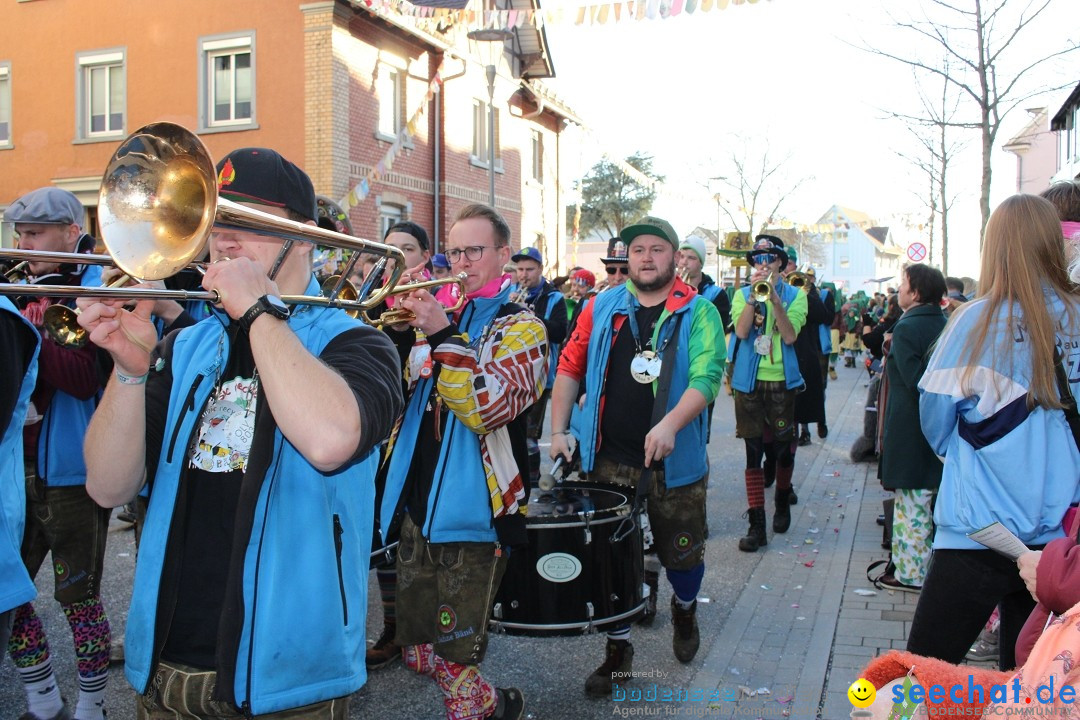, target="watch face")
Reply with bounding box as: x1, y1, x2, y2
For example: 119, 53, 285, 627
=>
265, 295, 290, 317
